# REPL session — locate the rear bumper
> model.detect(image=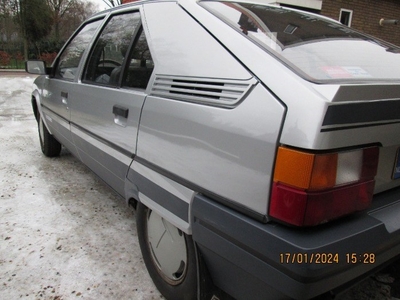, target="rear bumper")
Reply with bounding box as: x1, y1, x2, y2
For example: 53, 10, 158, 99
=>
191, 190, 400, 300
